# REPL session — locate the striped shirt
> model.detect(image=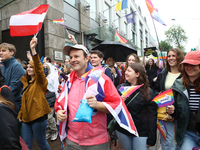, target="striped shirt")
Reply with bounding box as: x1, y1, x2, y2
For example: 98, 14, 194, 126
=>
189, 86, 200, 111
